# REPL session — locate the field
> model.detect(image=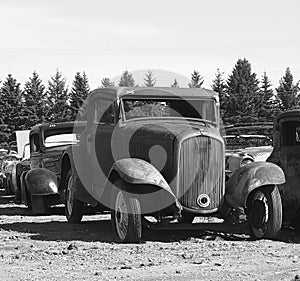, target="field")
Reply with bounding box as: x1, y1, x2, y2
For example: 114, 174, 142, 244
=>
0, 190, 300, 281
